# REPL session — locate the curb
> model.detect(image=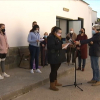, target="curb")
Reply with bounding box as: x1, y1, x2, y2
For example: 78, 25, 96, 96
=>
0, 67, 74, 100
